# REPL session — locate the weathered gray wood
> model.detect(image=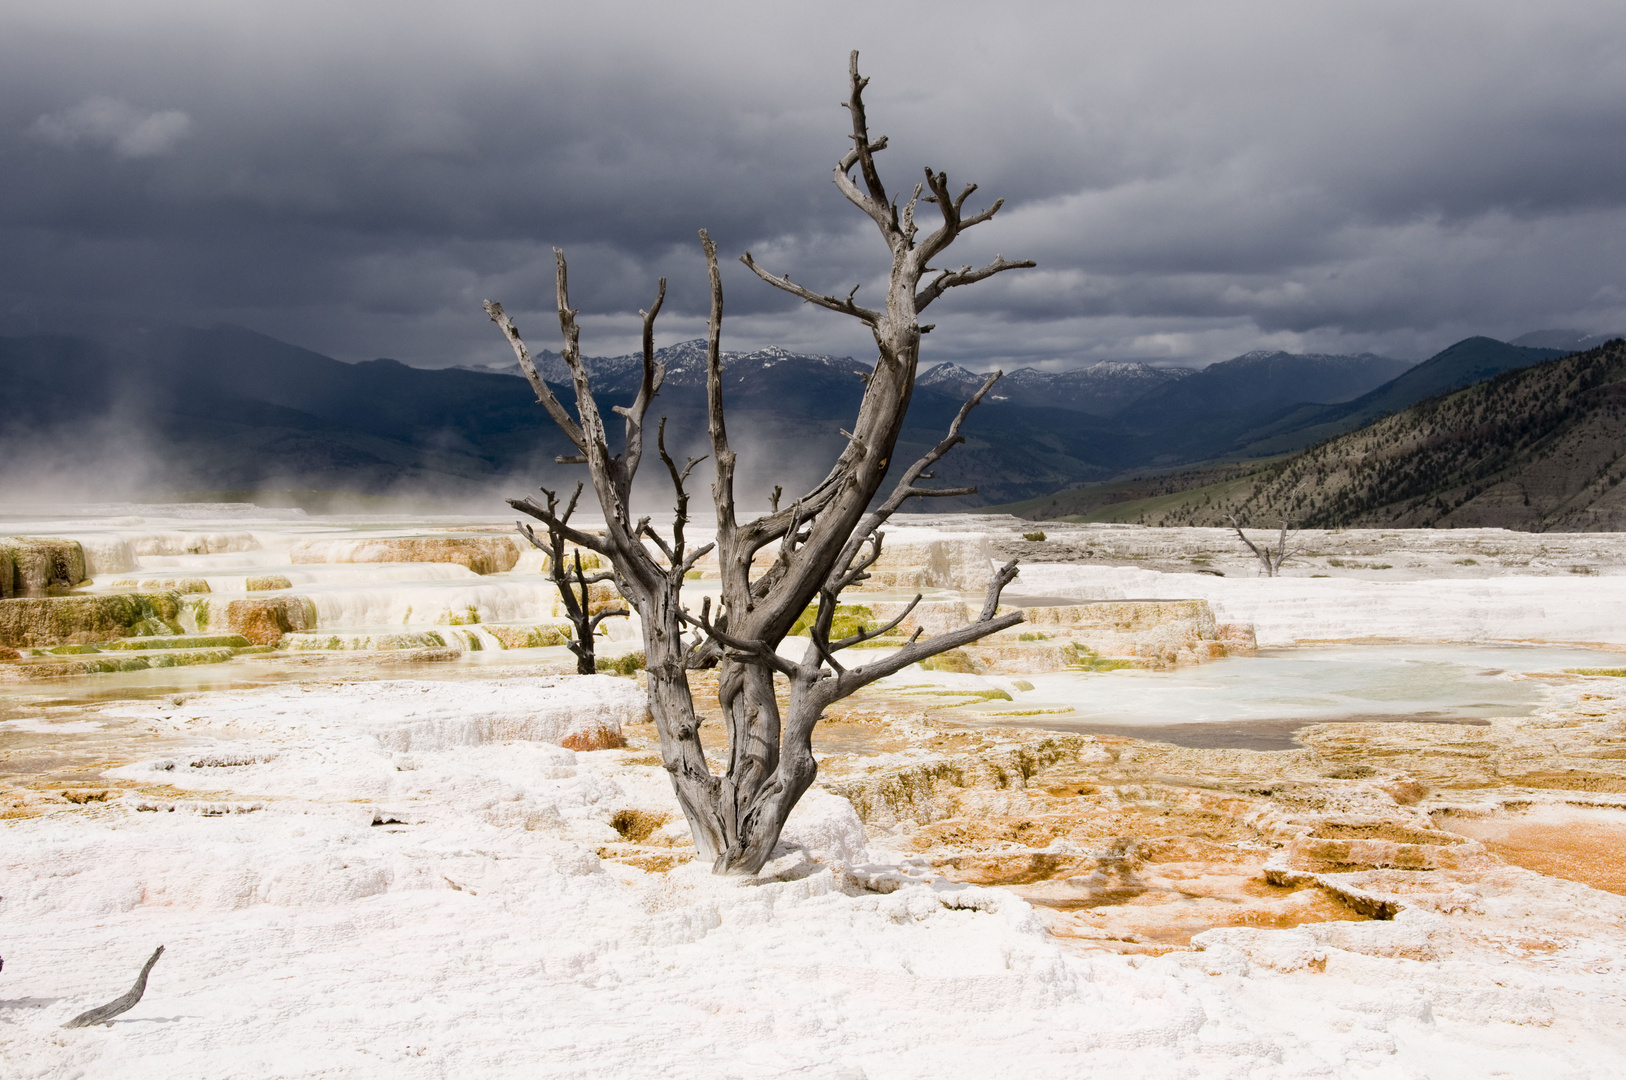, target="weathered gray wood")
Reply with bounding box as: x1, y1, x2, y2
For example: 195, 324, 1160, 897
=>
487, 52, 1033, 875
1230, 514, 1295, 576
63, 946, 163, 1028
516, 483, 626, 675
